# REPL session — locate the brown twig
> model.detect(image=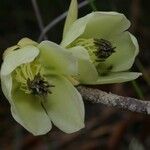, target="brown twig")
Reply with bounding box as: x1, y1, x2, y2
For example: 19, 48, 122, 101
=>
77, 86, 150, 114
